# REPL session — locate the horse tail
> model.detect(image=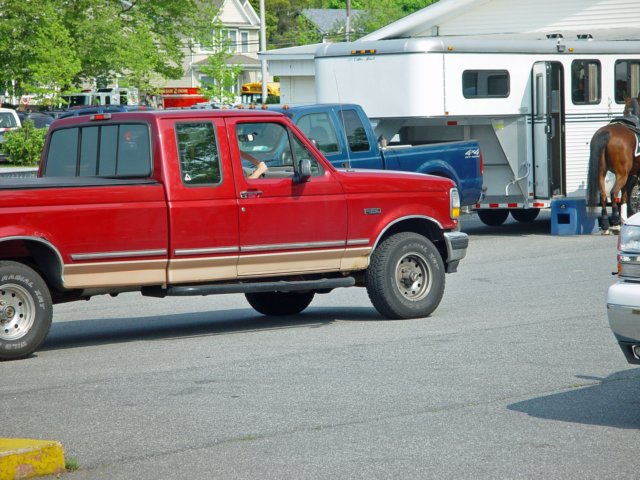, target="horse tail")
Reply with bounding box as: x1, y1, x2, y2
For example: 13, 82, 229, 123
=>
587, 128, 609, 207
